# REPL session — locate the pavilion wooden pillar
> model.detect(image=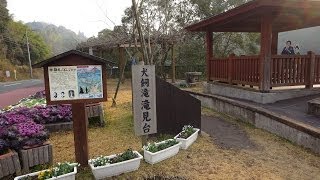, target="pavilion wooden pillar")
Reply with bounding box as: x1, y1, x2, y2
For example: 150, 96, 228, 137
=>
271, 32, 278, 55
206, 31, 213, 82
259, 15, 273, 92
